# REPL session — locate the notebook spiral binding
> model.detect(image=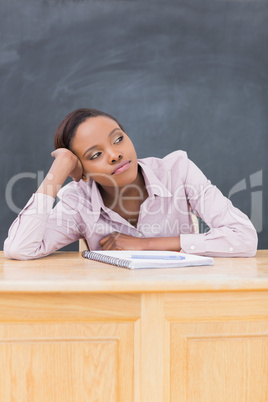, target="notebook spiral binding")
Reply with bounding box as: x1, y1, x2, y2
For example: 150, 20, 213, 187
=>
82, 250, 131, 269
